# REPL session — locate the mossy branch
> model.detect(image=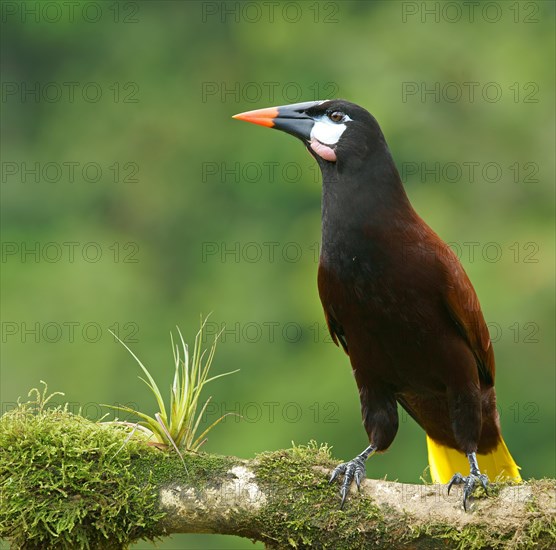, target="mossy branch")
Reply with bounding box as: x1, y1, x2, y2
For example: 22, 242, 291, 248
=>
1, 408, 554, 549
